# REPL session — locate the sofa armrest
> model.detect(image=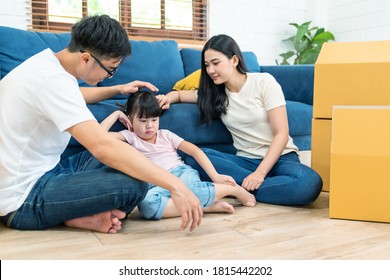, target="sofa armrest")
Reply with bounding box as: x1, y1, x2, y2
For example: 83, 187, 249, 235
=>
261, 65, 314, 105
